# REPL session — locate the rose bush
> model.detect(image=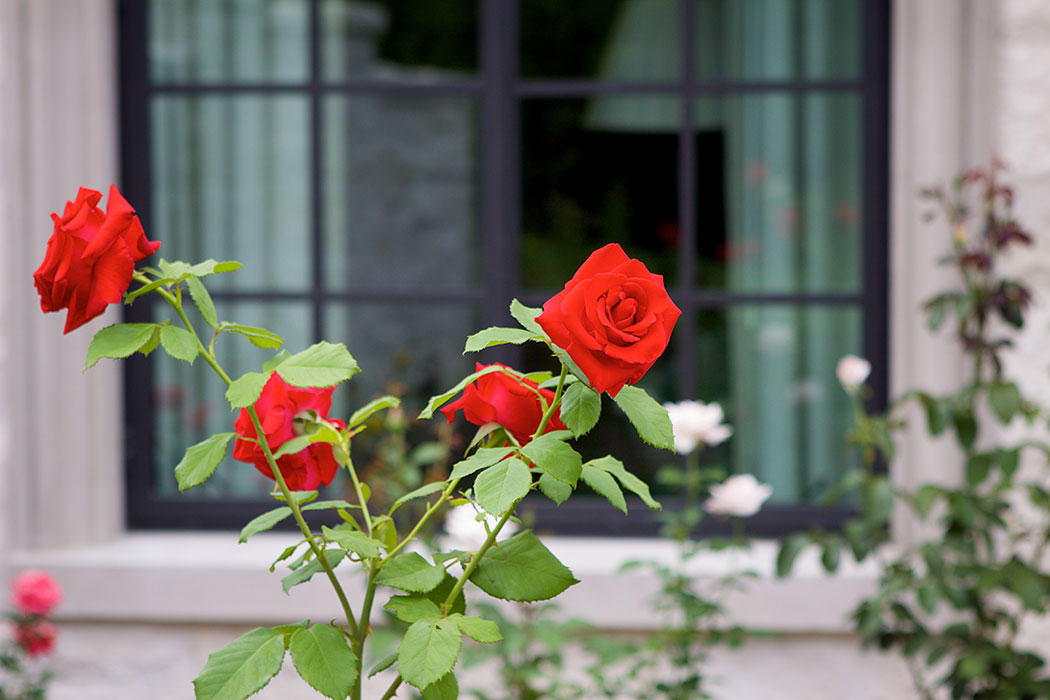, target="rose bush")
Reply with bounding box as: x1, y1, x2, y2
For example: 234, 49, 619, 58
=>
233, 373, 347, 491
10, 570, 62, 618
536, 243, 681, 397
12, 621, 57, 658
440, 362, 567, 446
33, 185, 159, 333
